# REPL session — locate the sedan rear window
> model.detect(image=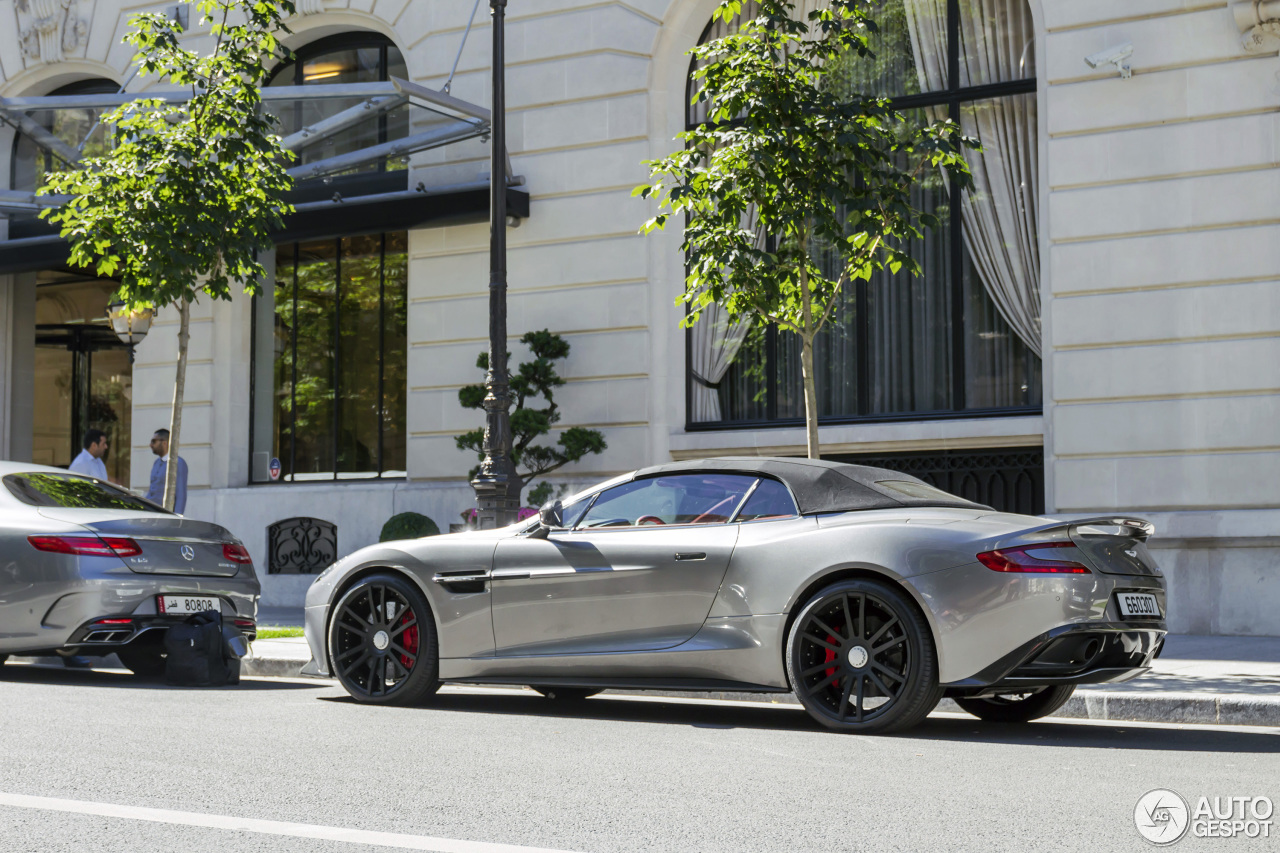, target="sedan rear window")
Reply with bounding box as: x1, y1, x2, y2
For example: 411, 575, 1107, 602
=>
4, 473, 169, 513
